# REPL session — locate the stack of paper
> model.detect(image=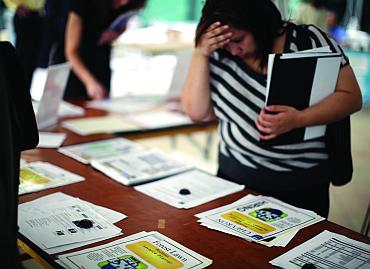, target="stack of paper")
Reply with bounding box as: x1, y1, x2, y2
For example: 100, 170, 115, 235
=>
91, 149, 193, 186
196, 194, 324, 247
18, 192, 126, 254
58, 137, 144, 164
270, 230, 370, 269
57, 231, 212, 269
135, 170, 244, 208
19, 162, 84, 195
